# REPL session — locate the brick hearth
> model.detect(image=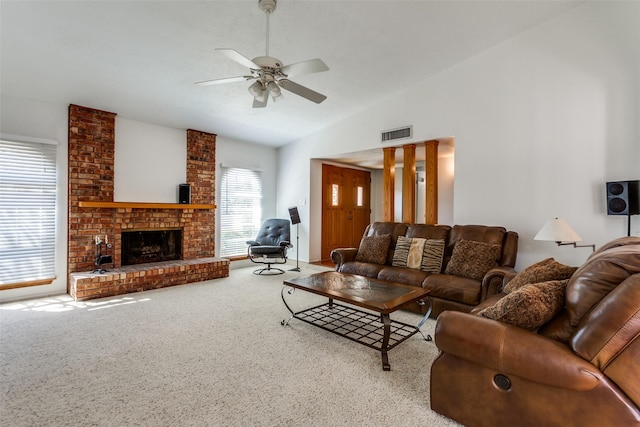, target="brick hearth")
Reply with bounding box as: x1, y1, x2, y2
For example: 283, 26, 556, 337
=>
67, 104, 229, 301
69, 258, 228, 301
